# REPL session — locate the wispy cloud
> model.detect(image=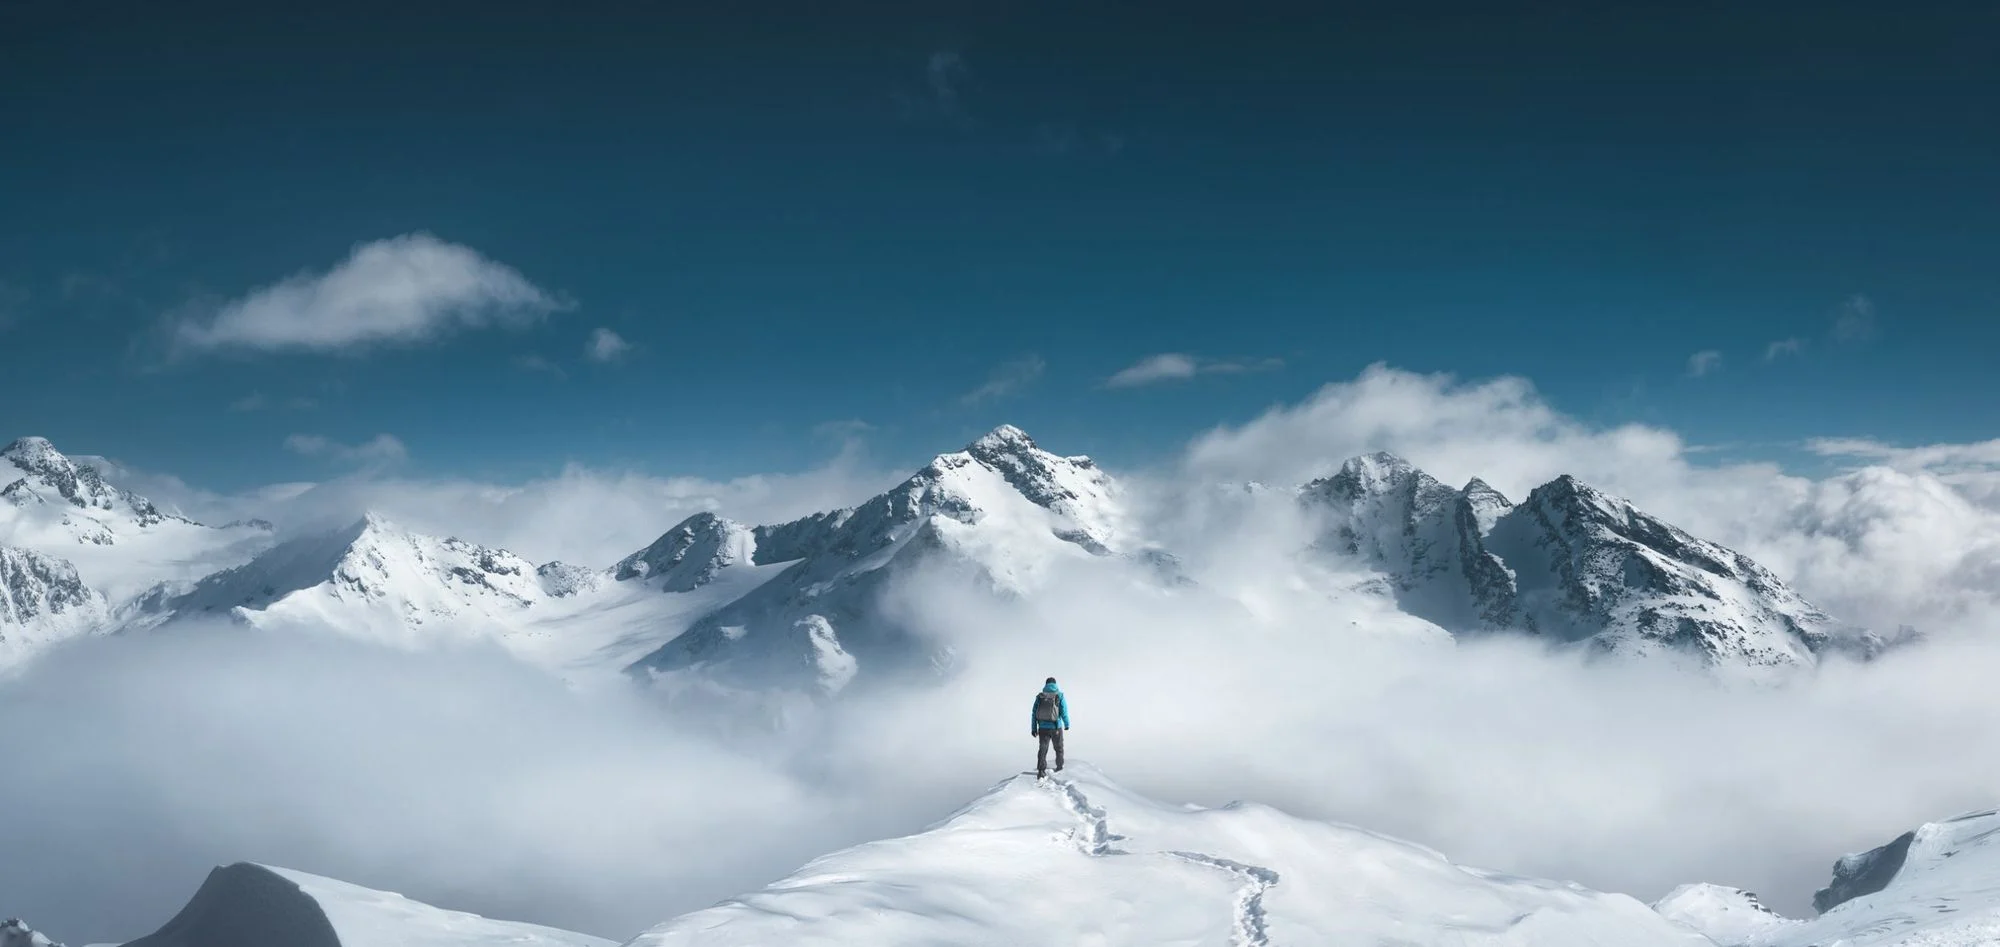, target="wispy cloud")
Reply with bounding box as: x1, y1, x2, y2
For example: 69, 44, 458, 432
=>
174, 233, 565, 355
586, 328, 631, 363
284, 433, 409, 466
927, 51, 970, 123
230, 393, 319, 413
813, 419, 873, 441
1831, 294, 1878, 344
961, 354, 1045, 405
1809, 437, 2000, 475
1685, 350, 1723, 378
1763, 337, 1806, 362
514, 355, 568, 379
1105, 353, 1283, 389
